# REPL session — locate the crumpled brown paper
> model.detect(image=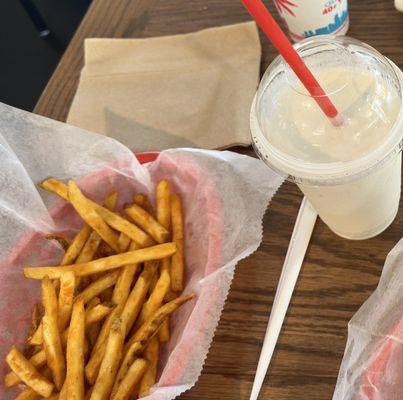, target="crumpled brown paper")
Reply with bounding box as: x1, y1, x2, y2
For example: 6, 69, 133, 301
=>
67, 22, 261, 152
